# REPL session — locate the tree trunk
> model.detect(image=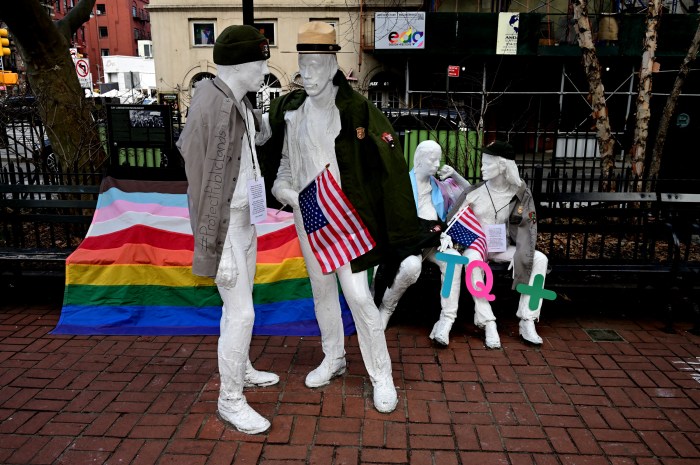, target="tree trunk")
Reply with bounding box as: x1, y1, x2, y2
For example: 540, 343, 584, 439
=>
2, 0, 107, 173
573, 0, 616, 186
648, 18, 700, 180
630, 0, 662, 188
